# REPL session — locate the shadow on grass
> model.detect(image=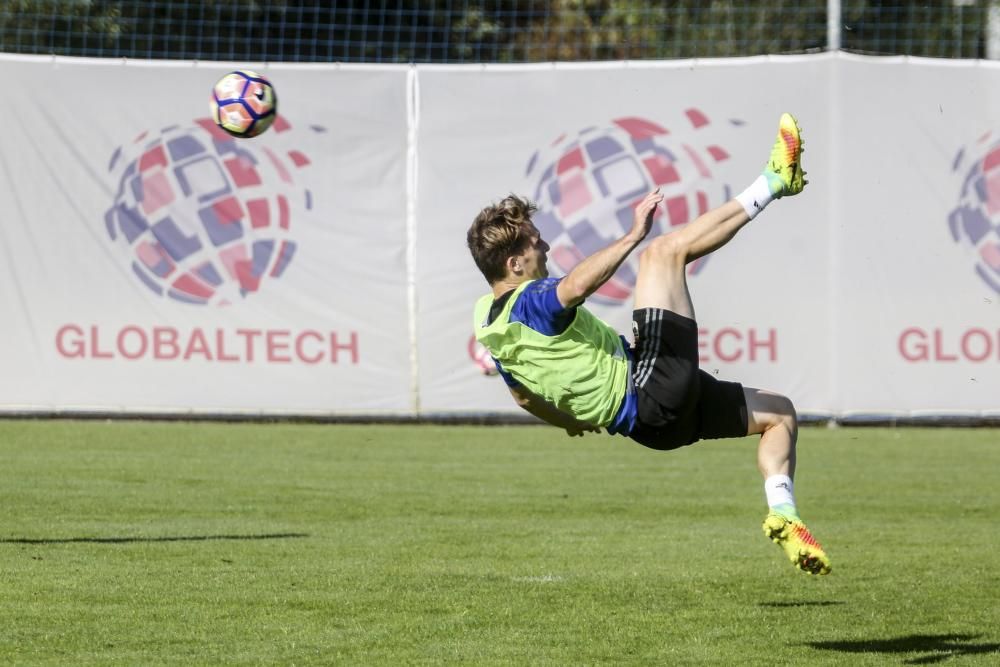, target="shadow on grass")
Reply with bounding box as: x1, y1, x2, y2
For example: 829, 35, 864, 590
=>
0, 533, 309, 545
807, 633, 1000, 665
759, 600, 845, 608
